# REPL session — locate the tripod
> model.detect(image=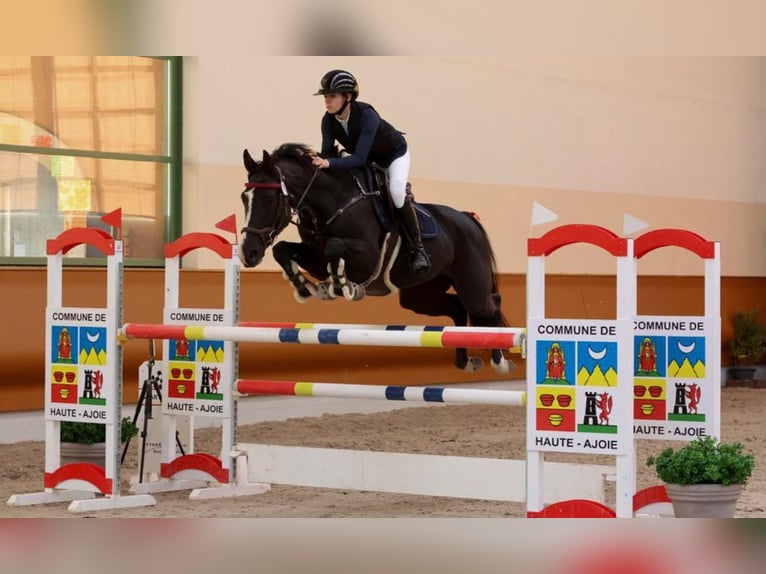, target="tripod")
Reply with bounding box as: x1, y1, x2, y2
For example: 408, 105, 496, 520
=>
121, 339, 185, 482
